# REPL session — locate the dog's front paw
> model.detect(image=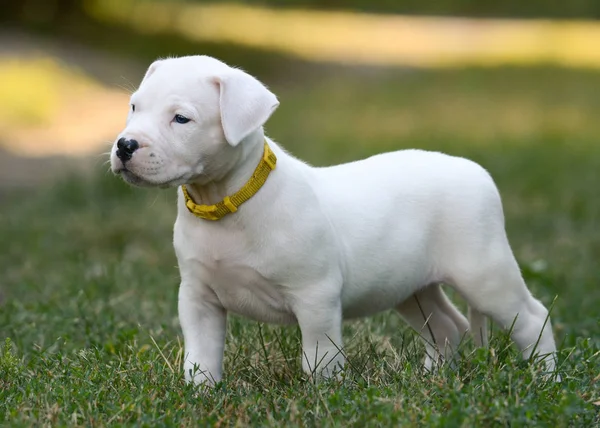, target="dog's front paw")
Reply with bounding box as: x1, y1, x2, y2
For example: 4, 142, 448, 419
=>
184, 361, 220, 387
303, 350, 346, 381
